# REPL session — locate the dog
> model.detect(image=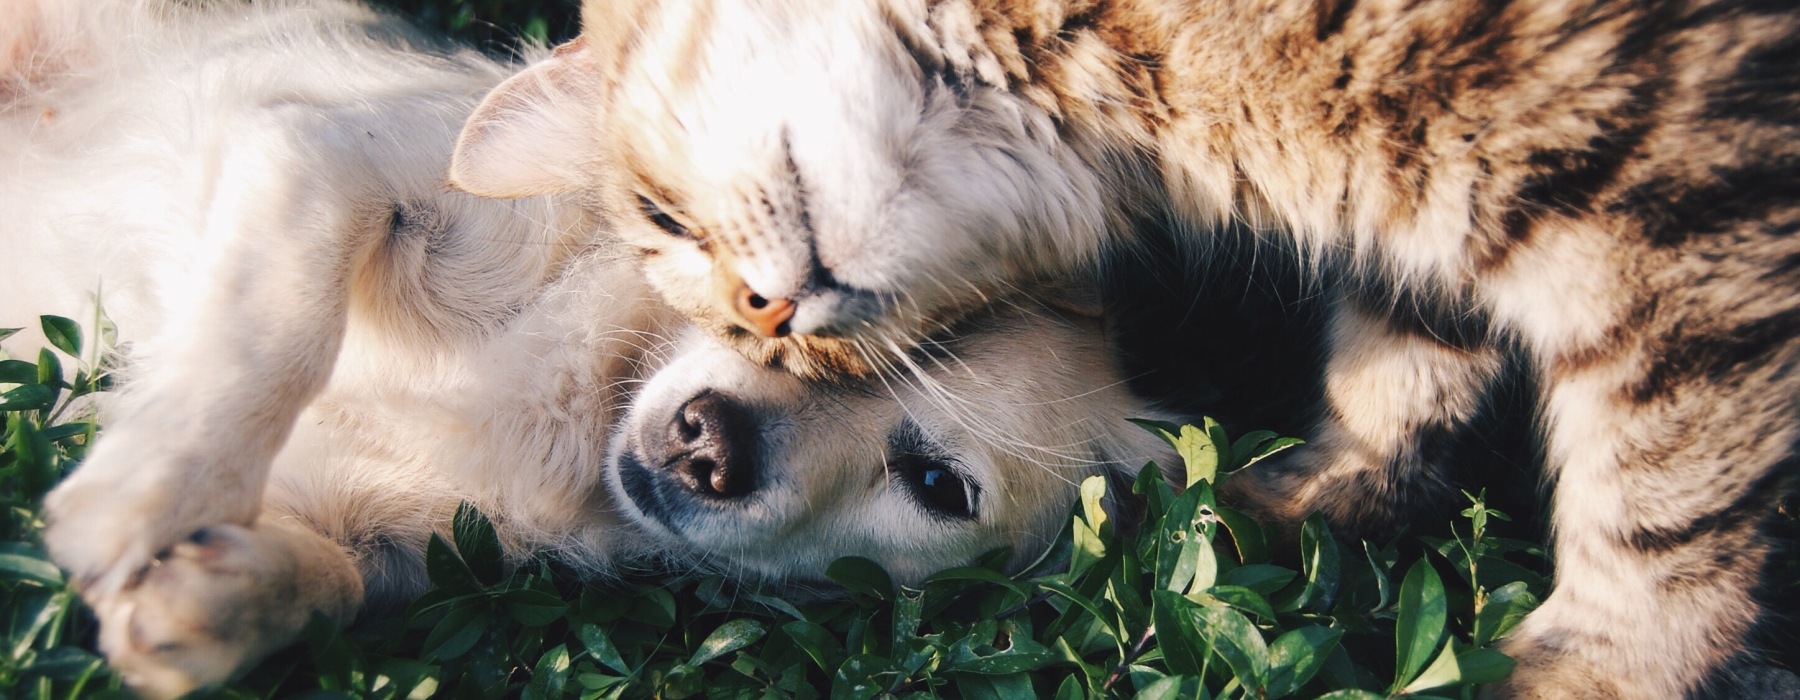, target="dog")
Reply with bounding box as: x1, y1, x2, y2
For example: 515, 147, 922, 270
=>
0, 1, 1180, 696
